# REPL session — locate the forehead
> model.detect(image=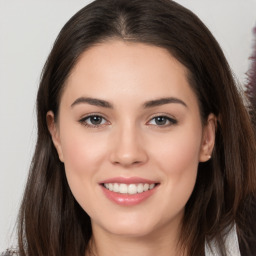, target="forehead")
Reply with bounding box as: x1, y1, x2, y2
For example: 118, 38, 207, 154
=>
69, 40, 188, 83
61, 40, 197, 109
